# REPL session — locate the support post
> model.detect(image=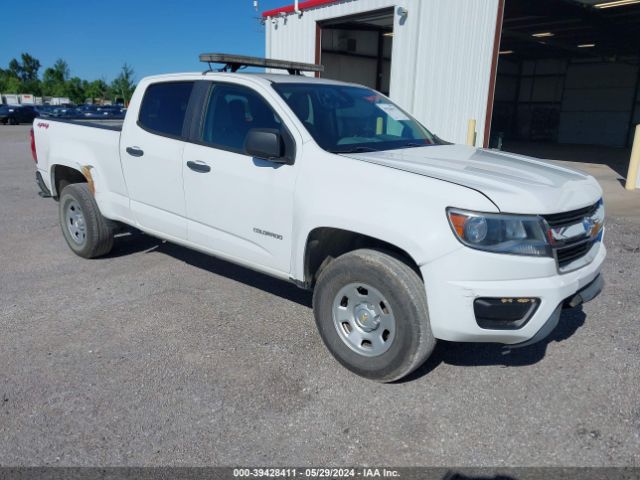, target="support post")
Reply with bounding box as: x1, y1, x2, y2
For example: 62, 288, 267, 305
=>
626, 124, 640, 191
467, 119, 477, 147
